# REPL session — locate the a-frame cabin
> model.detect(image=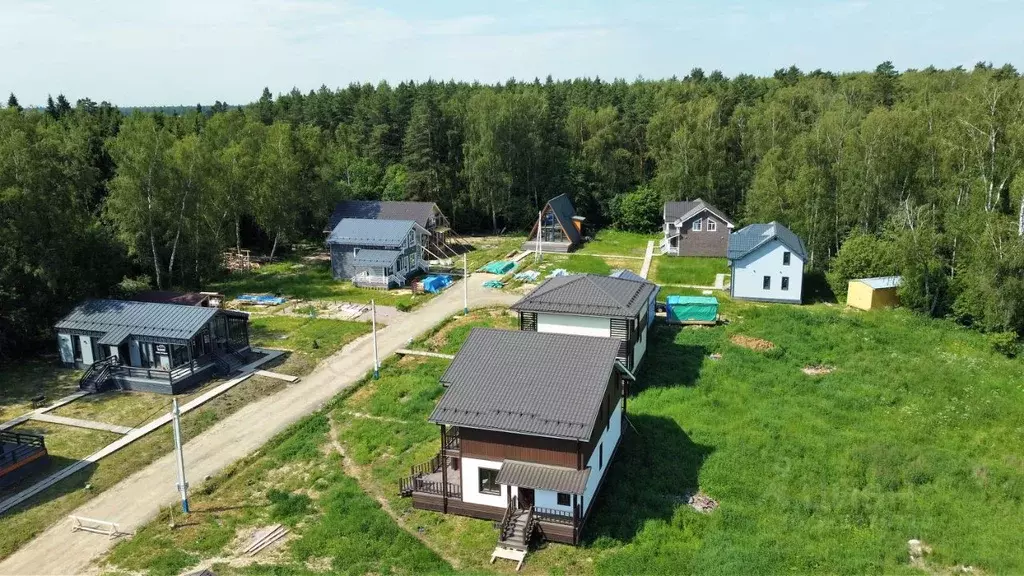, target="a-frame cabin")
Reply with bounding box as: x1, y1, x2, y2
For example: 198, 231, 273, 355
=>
522, 194, 585, 253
